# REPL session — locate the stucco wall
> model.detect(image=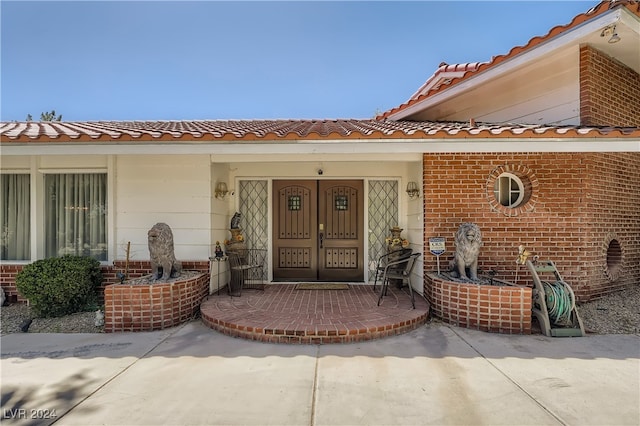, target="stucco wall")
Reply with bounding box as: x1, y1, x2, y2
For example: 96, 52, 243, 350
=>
422, 152, 640, 301
1, 155, 424, 295
0, 154, 214, 263
114, 155, 212, 261
227, 160, 415, 181
226, 159, 423, 284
